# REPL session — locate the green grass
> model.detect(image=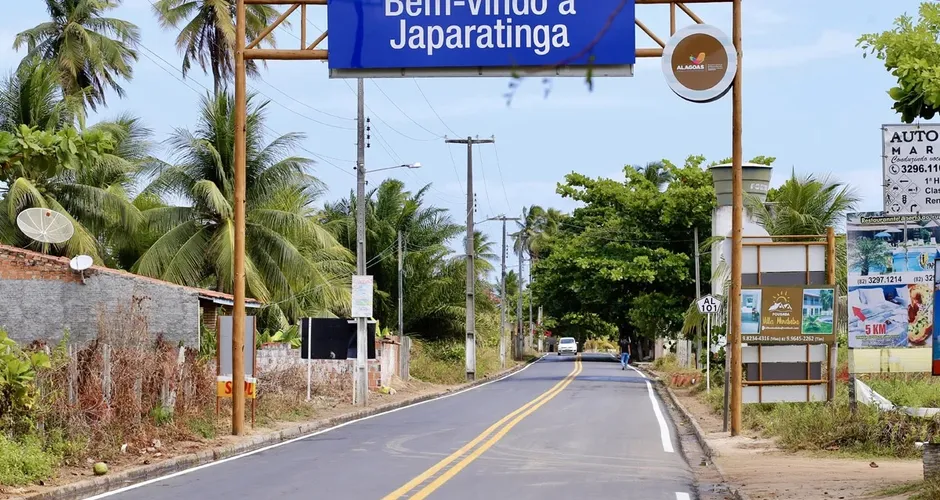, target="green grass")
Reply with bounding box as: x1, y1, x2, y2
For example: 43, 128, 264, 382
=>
410, 340, 505, 385
866, 373, 940, 408
0, 434, 58, 486
874, 479, 940, 500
